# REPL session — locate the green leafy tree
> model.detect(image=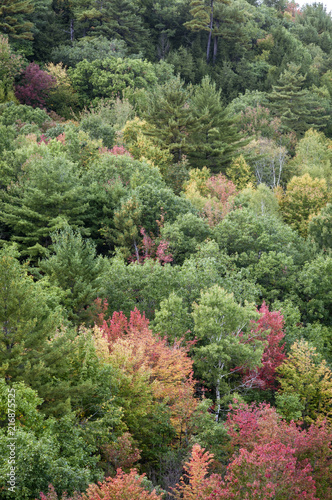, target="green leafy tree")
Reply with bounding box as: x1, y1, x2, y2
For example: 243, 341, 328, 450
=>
0, 246, 61, 384
0, 35, 22, 103
69, 57, 160, 107
288, 128, 332, 187
278, 173, 329, 237
0, 378, 101, 499
192, 285, 261, 420
277, 340, 332, 426
308, 203, 332, 250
